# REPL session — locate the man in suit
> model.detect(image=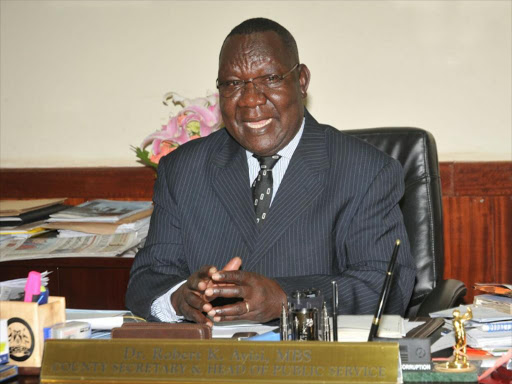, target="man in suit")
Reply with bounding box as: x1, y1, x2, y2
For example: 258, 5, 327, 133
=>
126, 18, 415, 326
